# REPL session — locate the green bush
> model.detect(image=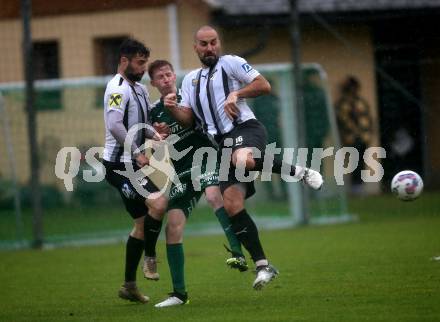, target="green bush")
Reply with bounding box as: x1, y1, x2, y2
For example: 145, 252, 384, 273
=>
0, 180, 64, 210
